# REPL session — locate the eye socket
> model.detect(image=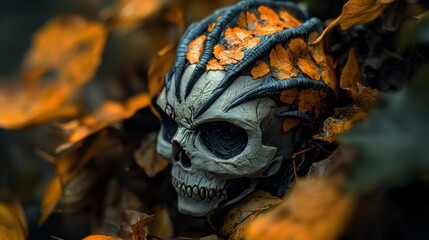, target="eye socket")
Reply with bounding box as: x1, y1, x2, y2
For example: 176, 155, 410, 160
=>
199, 121, 248, 160
160, 111, 178, 142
